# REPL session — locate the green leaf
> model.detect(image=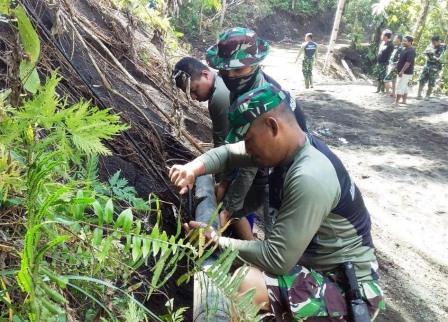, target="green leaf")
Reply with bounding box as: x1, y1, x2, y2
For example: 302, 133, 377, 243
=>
19, 60, 40, 94
40, 266, 68, 288
92, 201, 103, 226
151, 251, 170, 289
141, 237, 151, 258
121, 208, 133, 234
0, 0, 10, 15
134, 219, 141, 235
176, 272, 192, 286
150, 225, 160, 257
39, 282, 67, 304
169, 235, 177, 254
15, 5, 40, 63
131, 236, 142, 262
98, 236, 113, 263
104, 198, 113, 224
92, 227, 103, 246
159, 231, 168, 256
40, 297, 64, 315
